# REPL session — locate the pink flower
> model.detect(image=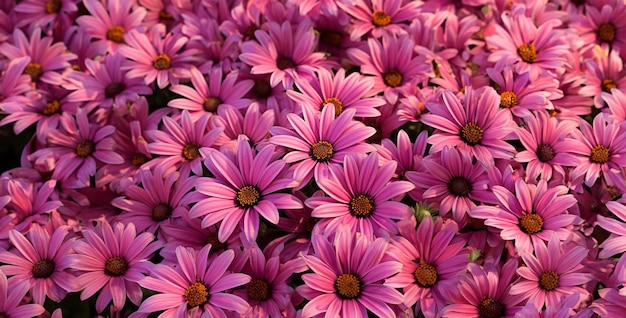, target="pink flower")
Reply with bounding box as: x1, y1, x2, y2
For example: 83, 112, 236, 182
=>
579, 49, 626, 109
1, 179, 61, 233
337, 0, 422, 41
13, 0, 79, 33
0, 268, 45, 318
210, 102, 275, 152
597, 198, 626, 258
